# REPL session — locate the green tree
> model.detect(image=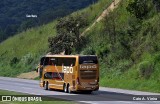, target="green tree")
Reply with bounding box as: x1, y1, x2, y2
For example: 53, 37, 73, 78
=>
153, 0, 160, 11
48, 32, 76, 55
48, 14, 87, 54
127, 0, 154, 19
104, 11, 117, 45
